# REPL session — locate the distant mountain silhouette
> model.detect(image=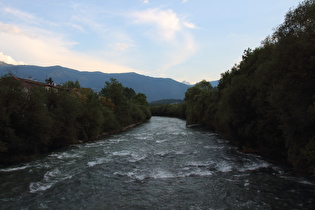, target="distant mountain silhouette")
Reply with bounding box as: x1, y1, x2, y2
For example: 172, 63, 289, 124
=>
0, 62, 218, 102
